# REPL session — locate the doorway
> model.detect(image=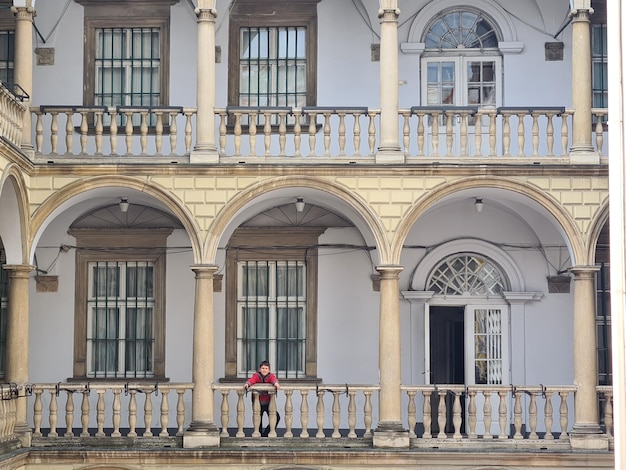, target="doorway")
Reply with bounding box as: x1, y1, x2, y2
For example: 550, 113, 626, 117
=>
429, 306, 465, 434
